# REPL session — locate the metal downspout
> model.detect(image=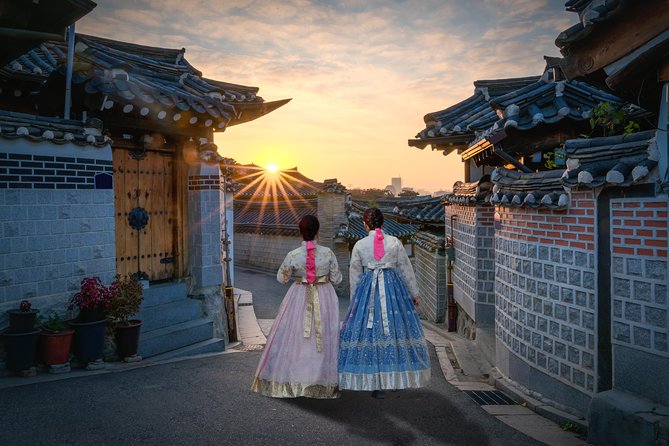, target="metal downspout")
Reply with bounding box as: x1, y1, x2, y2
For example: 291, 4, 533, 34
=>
64, 24, 75, 120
